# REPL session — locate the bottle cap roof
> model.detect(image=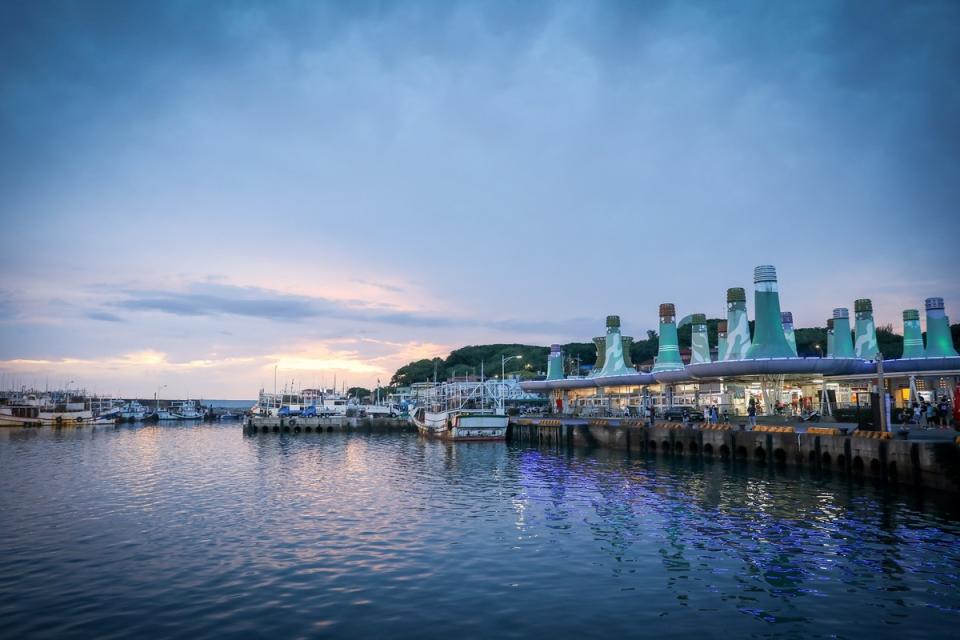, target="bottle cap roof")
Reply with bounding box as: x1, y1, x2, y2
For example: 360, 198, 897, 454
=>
753, 265, 778, 284
726, 287, 746, 303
